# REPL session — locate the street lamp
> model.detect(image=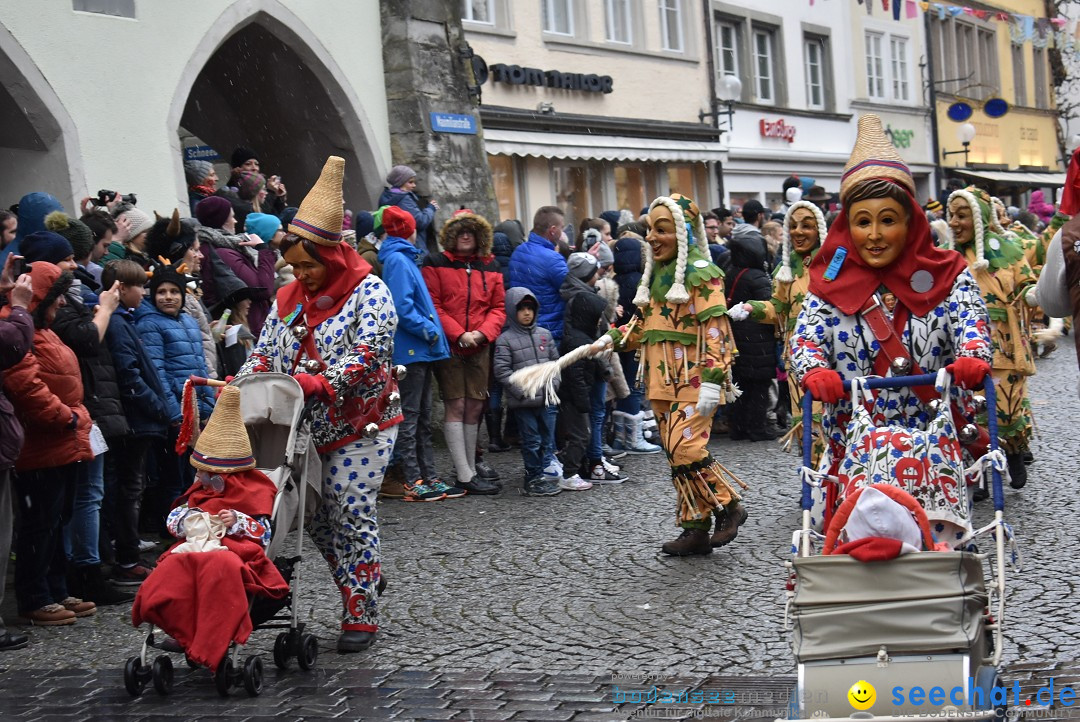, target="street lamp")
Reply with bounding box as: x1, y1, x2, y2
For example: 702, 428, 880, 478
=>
700, 74, 742, 129
942, 122, 976, 165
